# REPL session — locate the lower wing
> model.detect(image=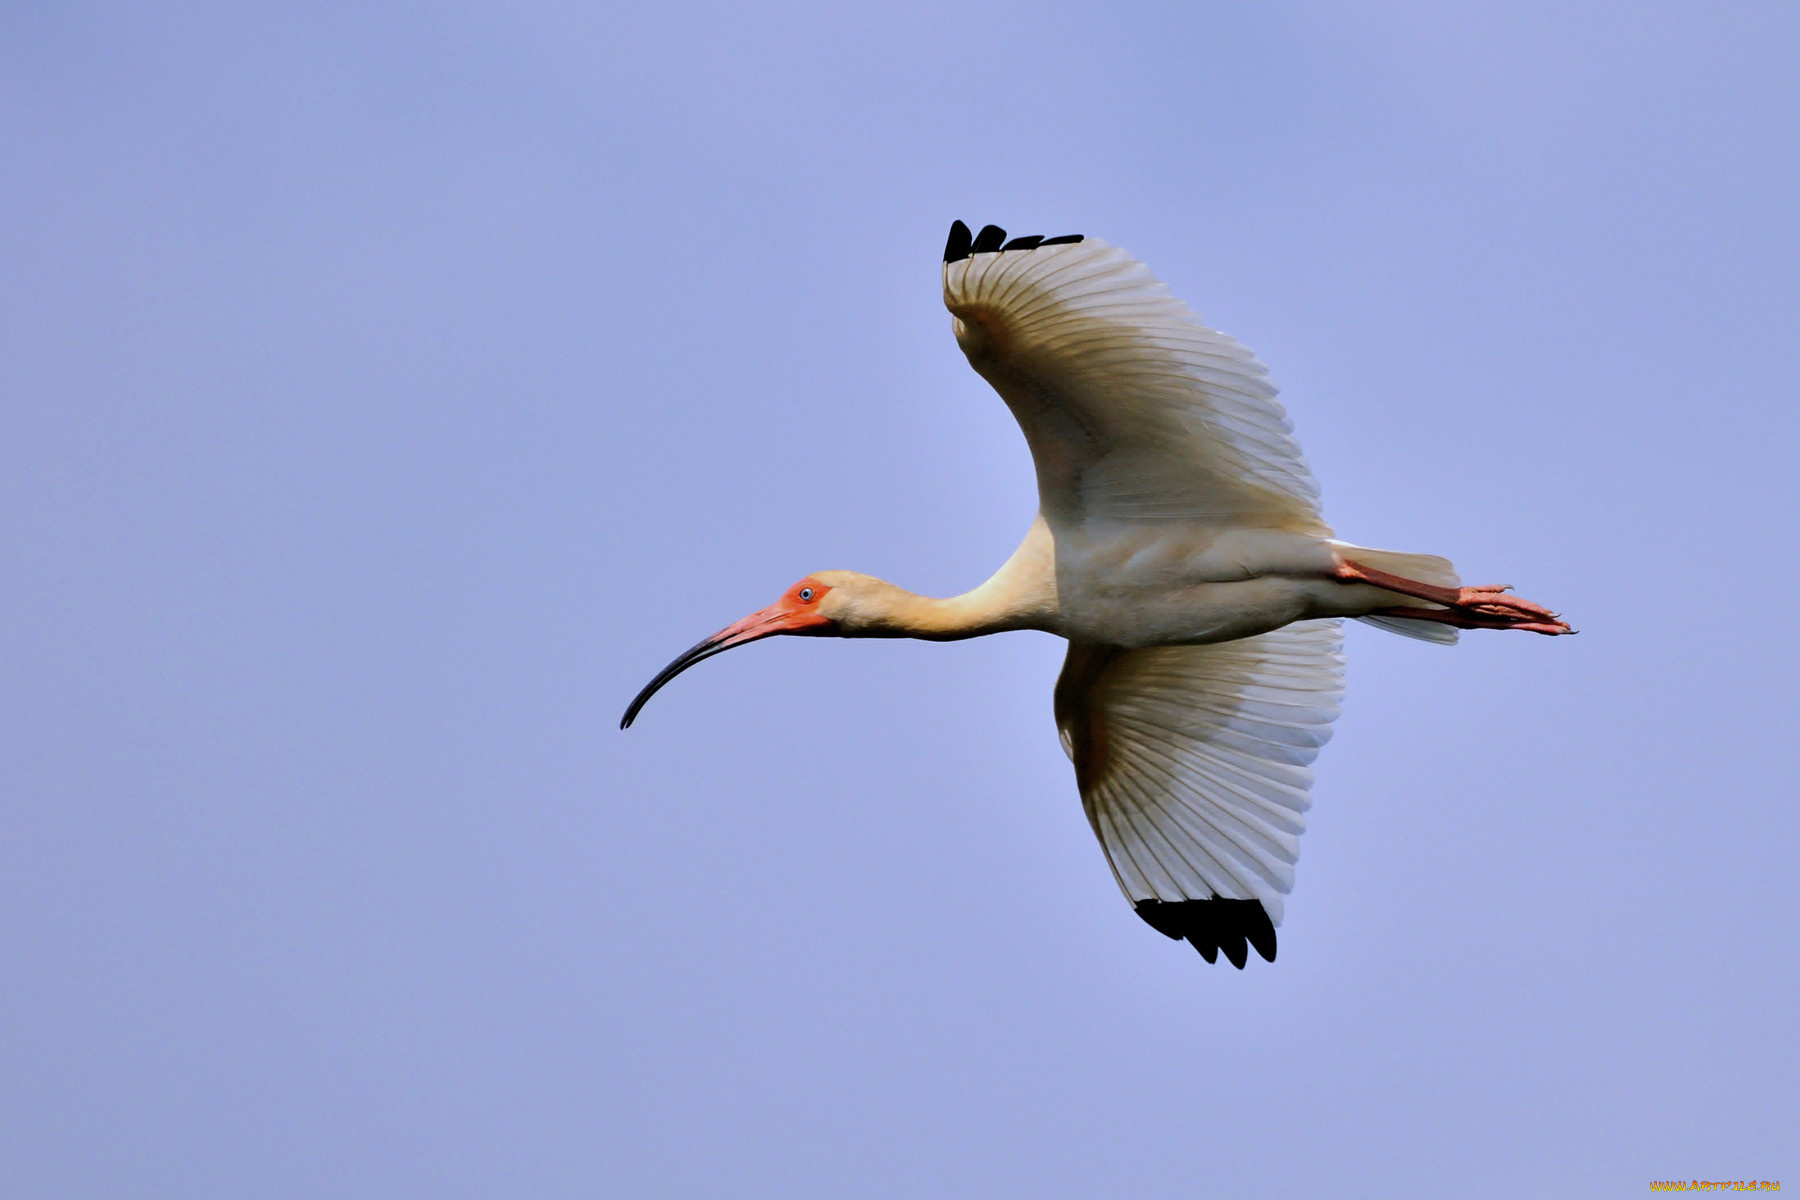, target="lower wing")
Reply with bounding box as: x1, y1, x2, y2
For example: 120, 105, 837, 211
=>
1053, 620, 1346, 966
